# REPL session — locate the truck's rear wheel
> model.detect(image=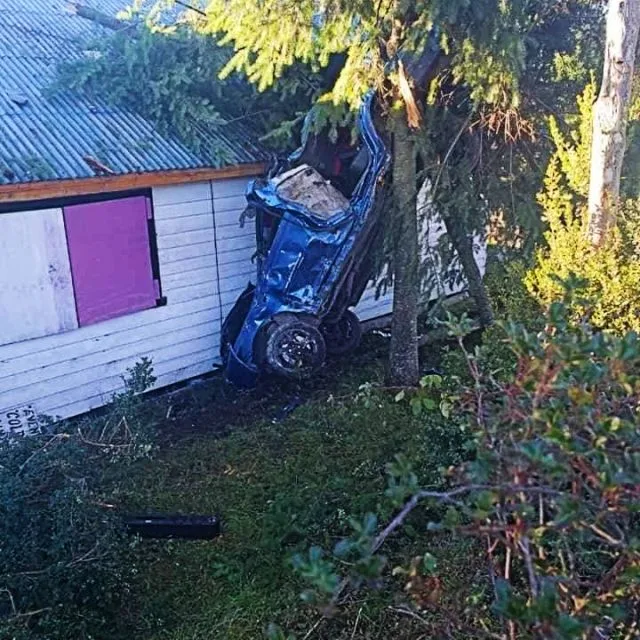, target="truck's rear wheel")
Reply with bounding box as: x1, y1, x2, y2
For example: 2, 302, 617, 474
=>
321, 310, 362, 355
